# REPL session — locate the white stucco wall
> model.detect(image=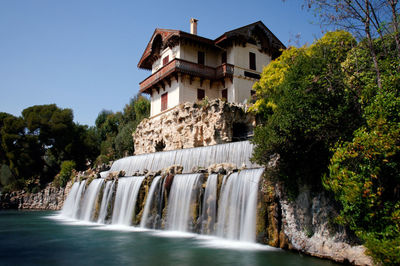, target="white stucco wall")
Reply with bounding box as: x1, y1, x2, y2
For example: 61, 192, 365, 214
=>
148, 42, 272, 116
179, 76, 221, 103
233, 77, 255, 104
229, 43, 271, 72
152, 46, 180, 74
227, 43, 271, 104
150, 78, 180, 117
179, 44, 219, 67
